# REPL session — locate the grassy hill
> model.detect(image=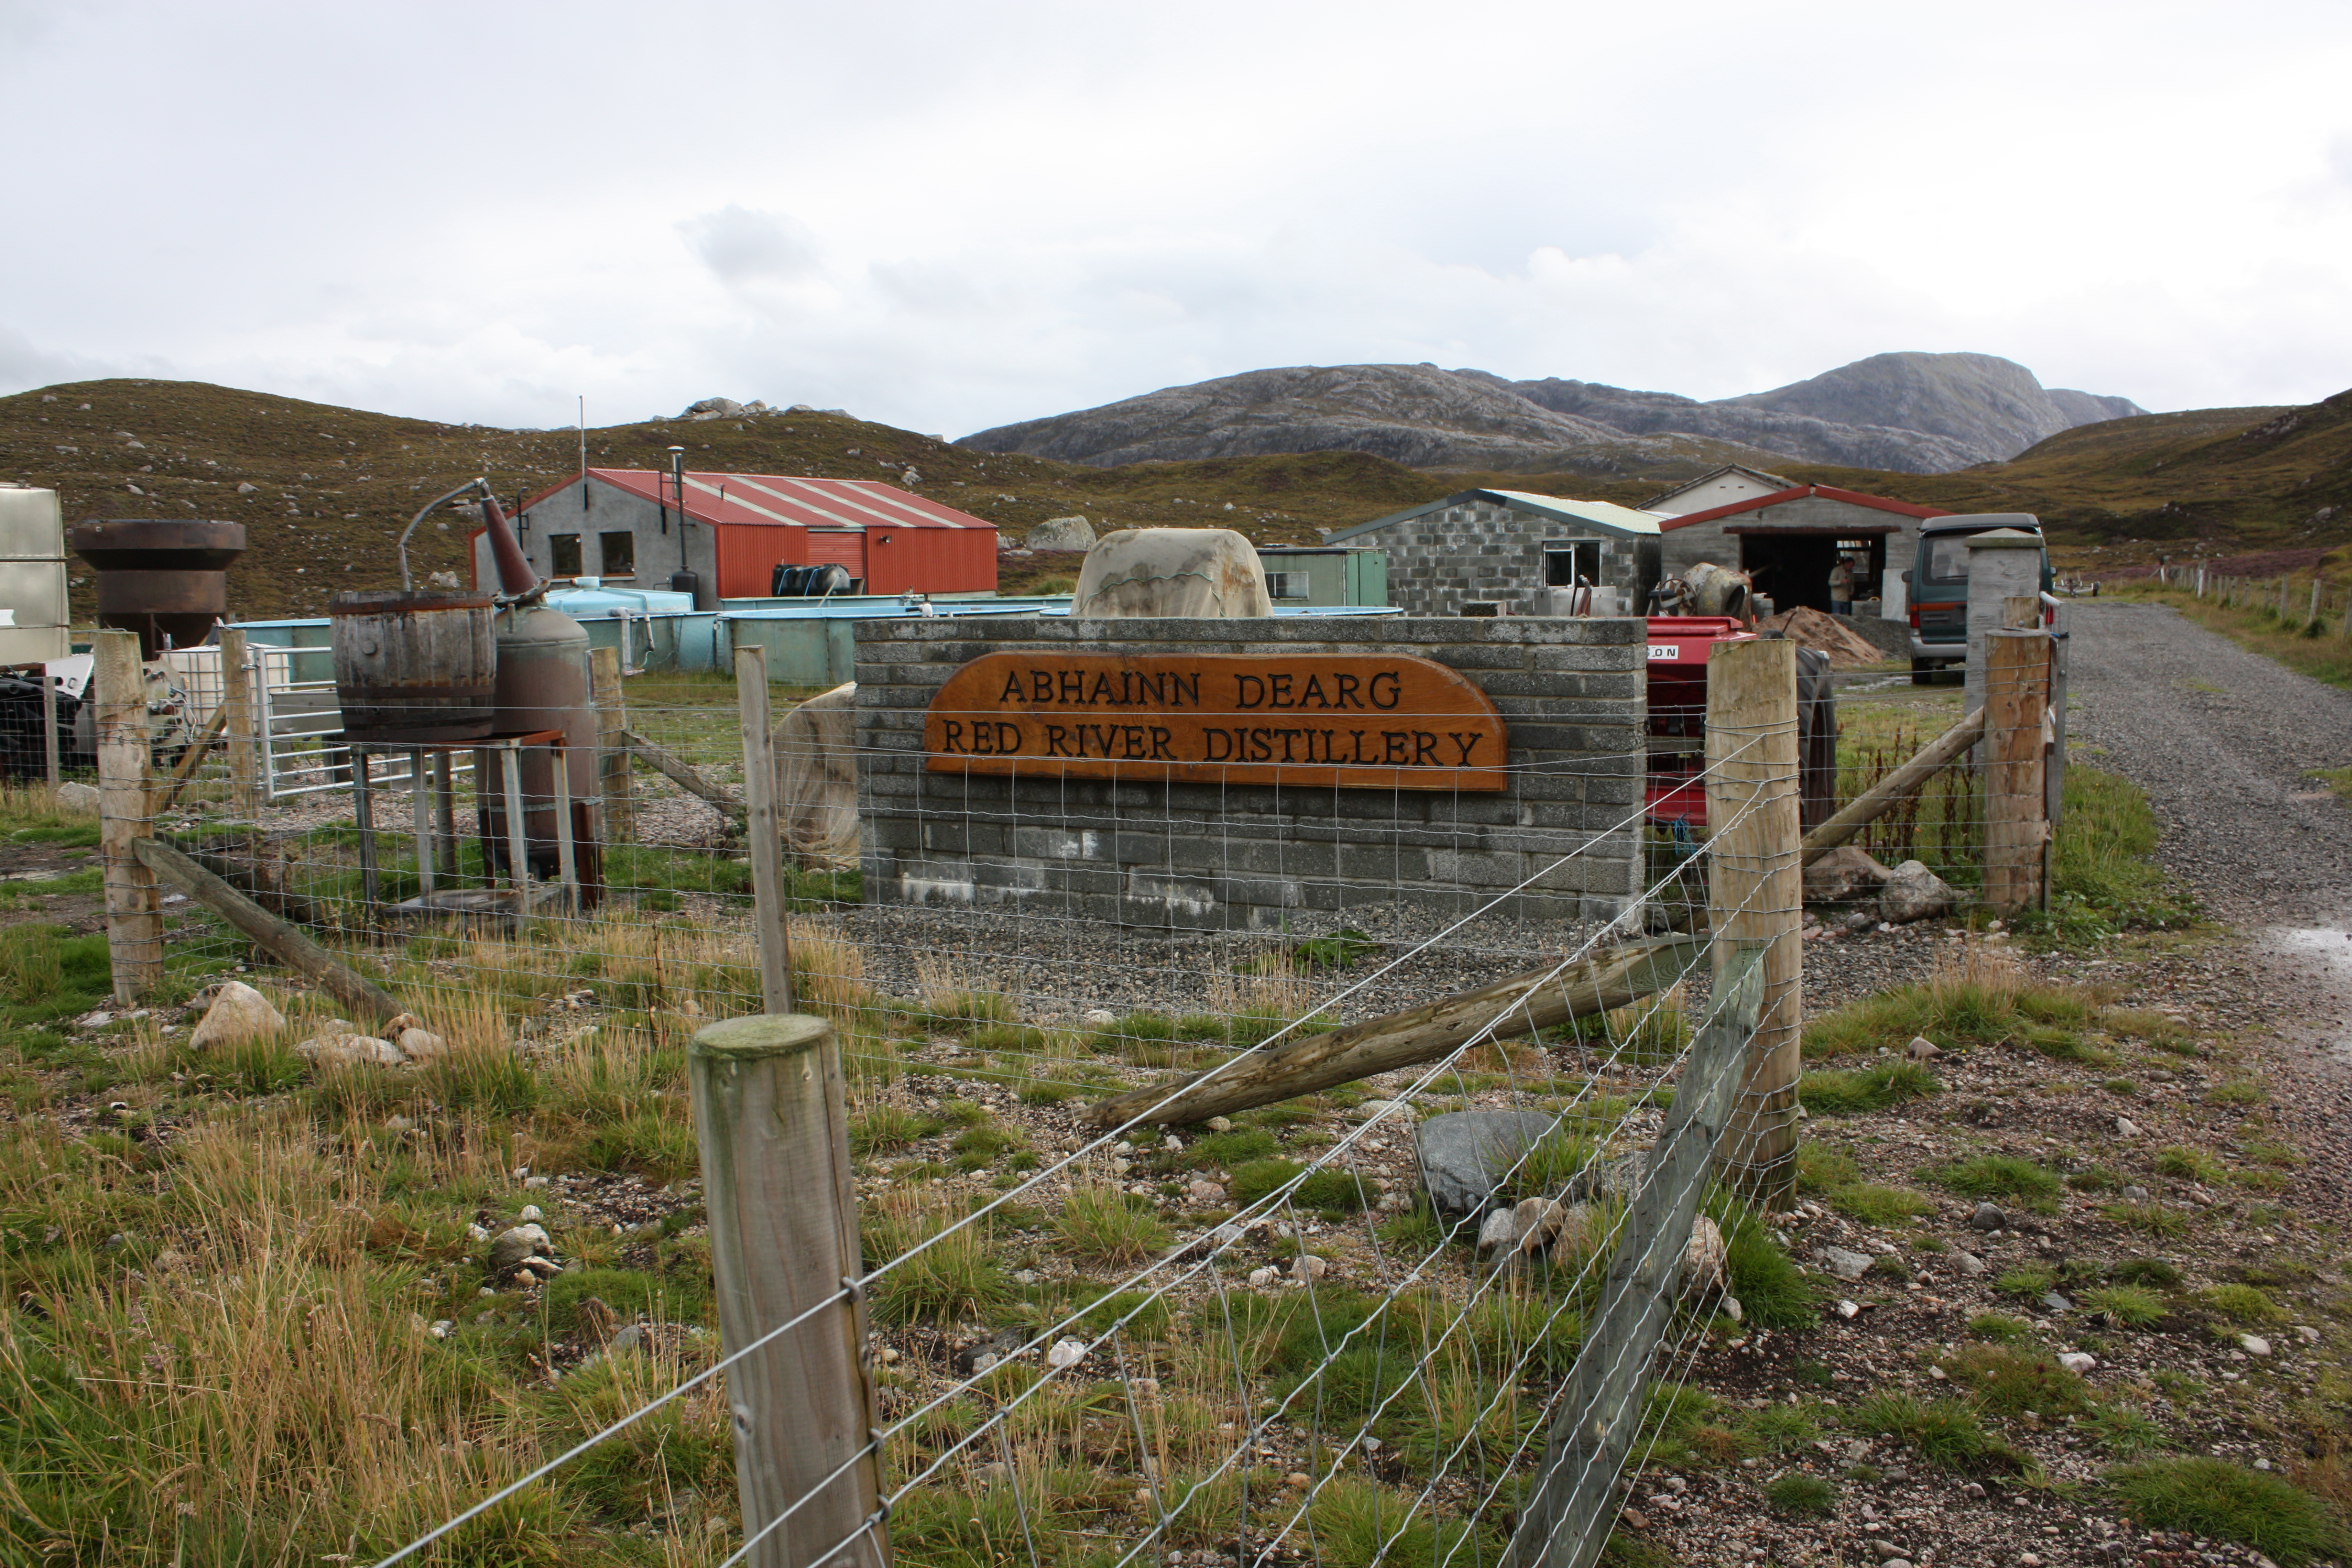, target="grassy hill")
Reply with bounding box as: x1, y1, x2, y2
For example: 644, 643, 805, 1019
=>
1777, 394, 2352, 572
8, 377, 2349, 623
